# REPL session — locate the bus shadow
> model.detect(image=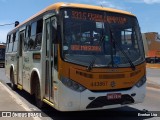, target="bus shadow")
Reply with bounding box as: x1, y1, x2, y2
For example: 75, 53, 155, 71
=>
6, 83, 154, 120
41, 105, 154, 120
